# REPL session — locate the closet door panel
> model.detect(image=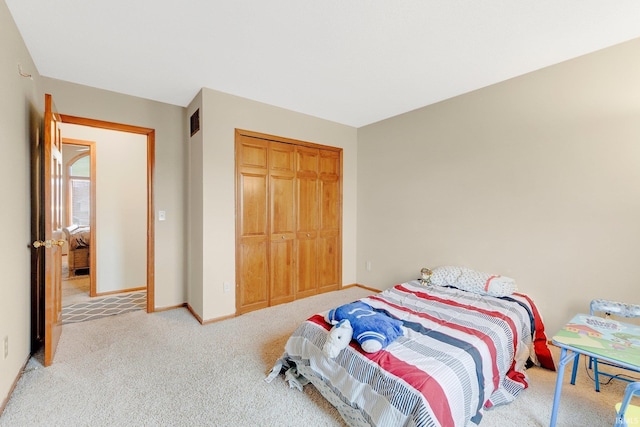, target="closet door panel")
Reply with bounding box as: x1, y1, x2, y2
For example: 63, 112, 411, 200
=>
296, 235, 317, 298
236, 136, 269, 314
270, 238, 294, 305
319, 150, 340, 230
319, 179, 339, 230
319, 150, 339, 175
295, 177, 317, 298
237, 173, 268, 313
238, 238, 269, 312
270, 142, 295, 236
297, 147, 319, 174
317, 231, 339, 292
296, 146, 318, 297
240, 143, 268, 169
269, 142, 295, 304
240, 174, 268, 235
271, 176, 295, 234
318, 149, 341, 292
297, 178, 317, 231
270, 142, 295, 172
